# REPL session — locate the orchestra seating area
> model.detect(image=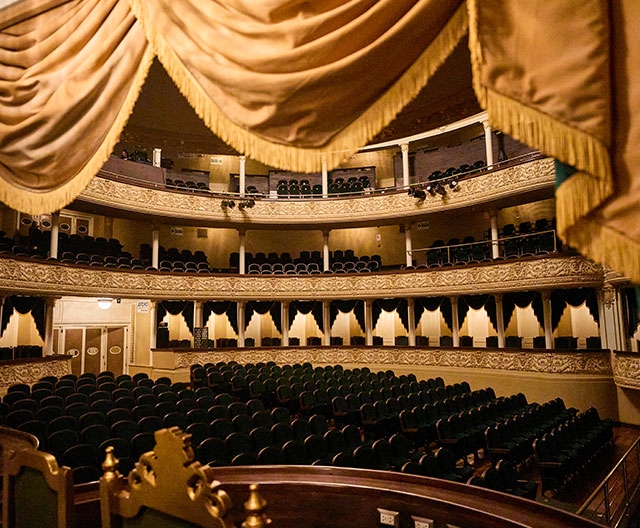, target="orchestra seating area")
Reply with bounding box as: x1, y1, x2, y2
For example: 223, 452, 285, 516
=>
0, 362, 614, 502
